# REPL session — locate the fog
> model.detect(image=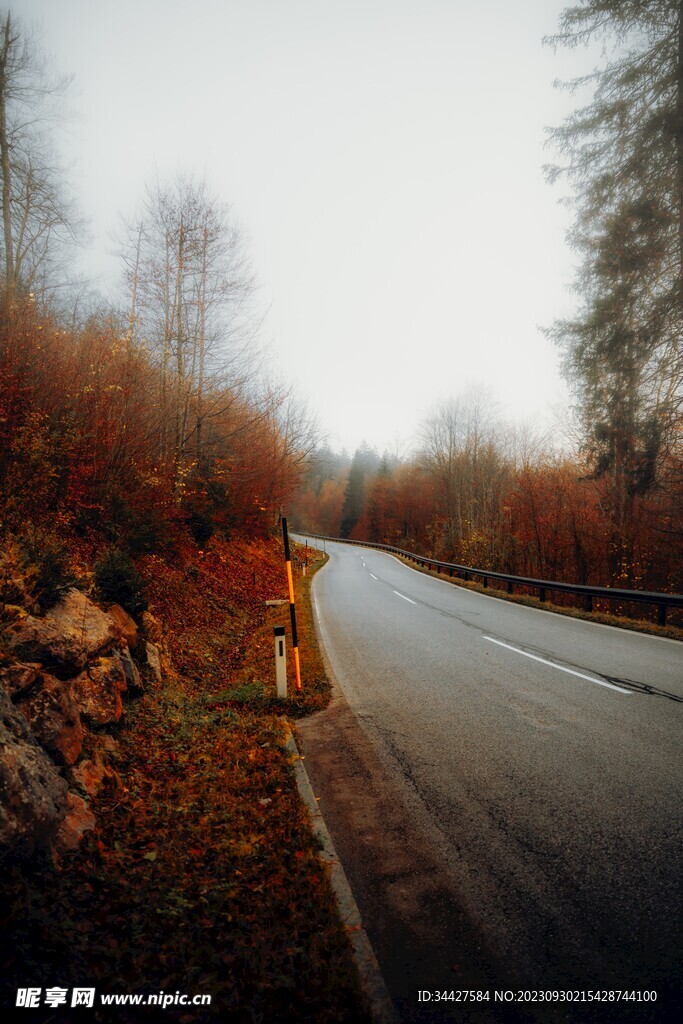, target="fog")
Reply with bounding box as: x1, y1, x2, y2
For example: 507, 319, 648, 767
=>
17, 0, 597, 452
